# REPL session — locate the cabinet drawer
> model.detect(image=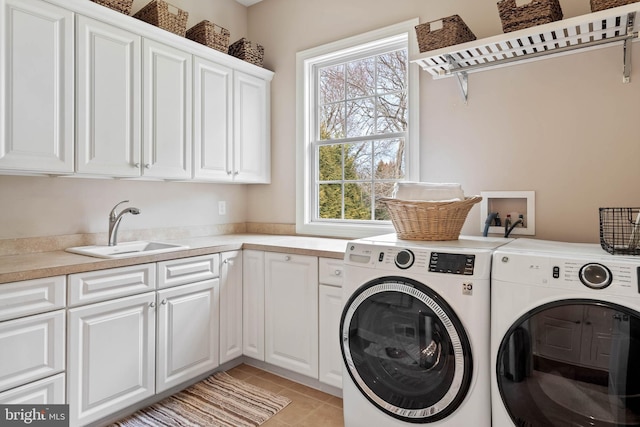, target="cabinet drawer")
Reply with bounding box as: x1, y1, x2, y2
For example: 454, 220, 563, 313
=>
0, 310, 65, 393
68, 264, 155, 307
0, 373, 65, 404
0, 276, 66, 321
319, 258, 344, 287
157, 254, 219, 289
